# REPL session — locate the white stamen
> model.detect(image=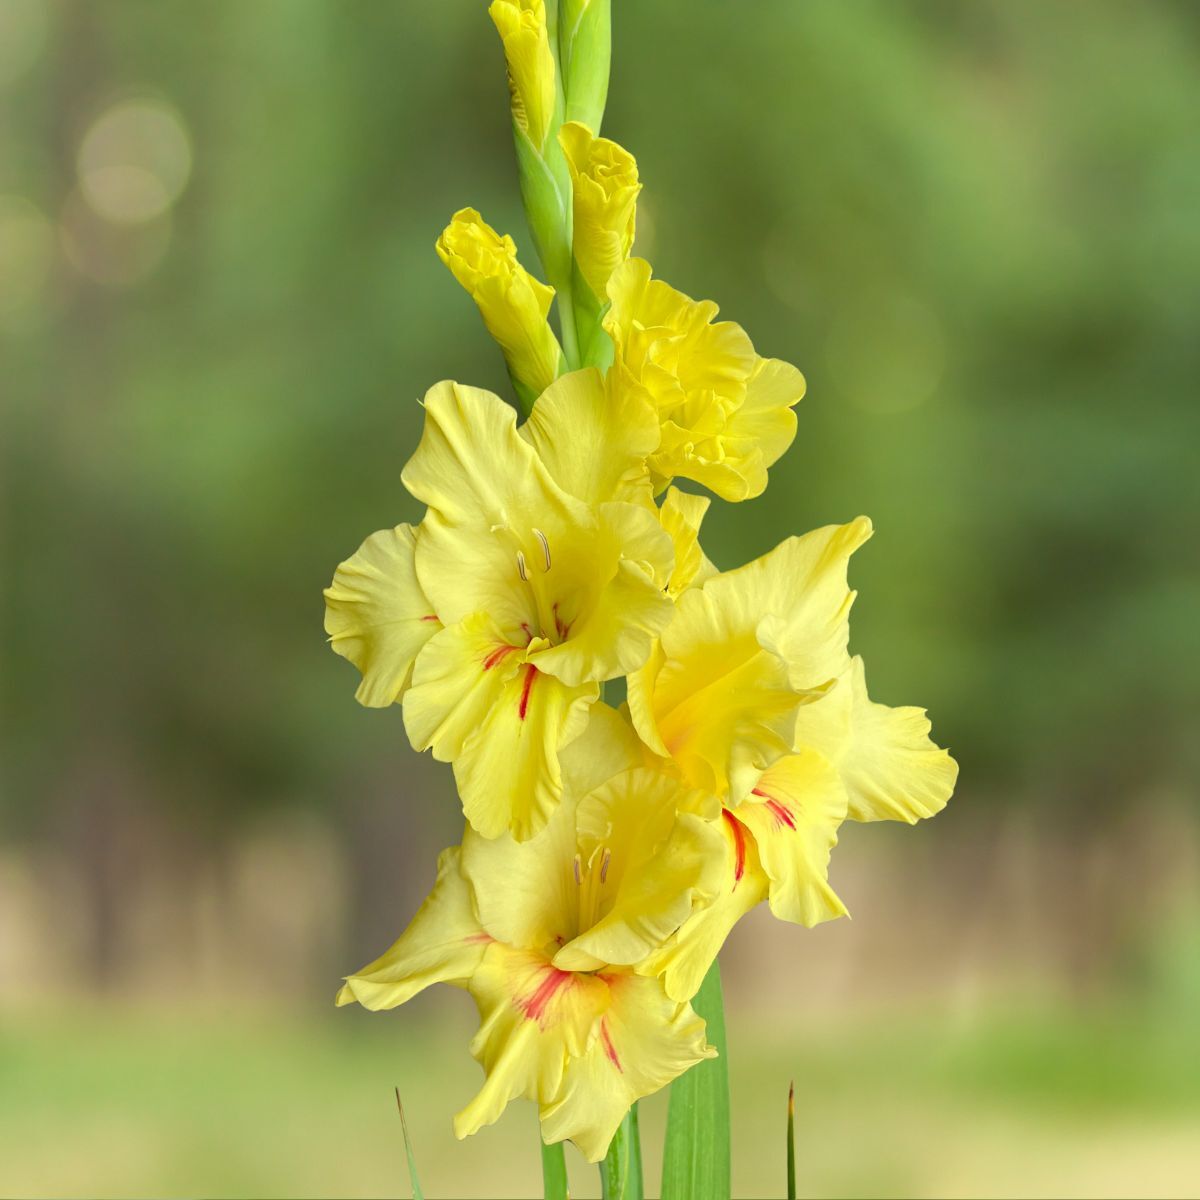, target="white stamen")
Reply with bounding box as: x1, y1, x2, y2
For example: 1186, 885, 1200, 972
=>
517, 550, 528, 581
572, 853, 582, 886
533, 528, 551, 571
